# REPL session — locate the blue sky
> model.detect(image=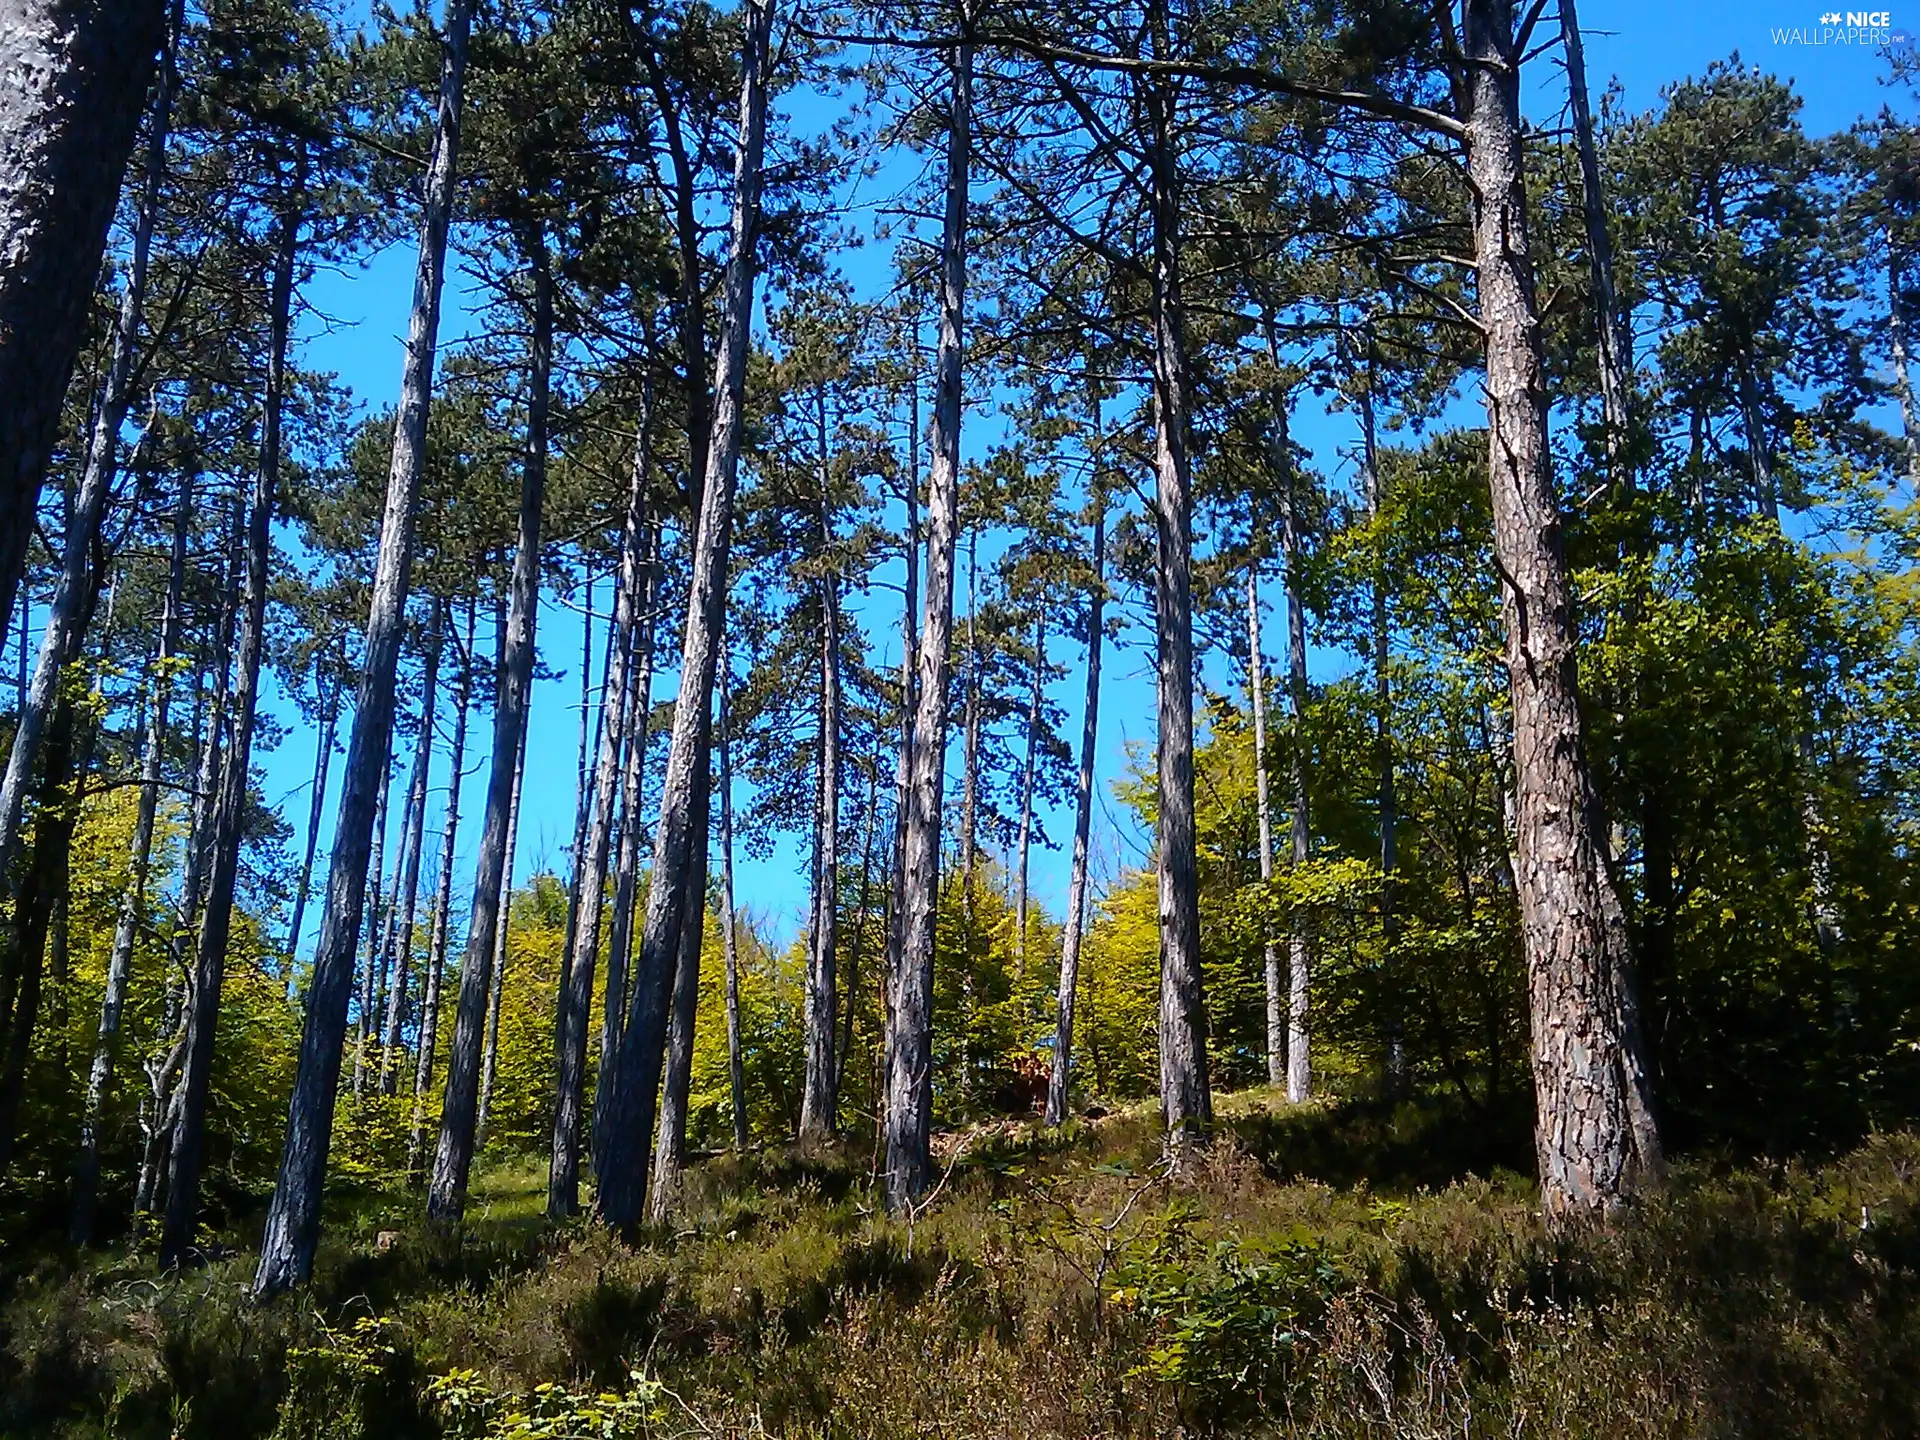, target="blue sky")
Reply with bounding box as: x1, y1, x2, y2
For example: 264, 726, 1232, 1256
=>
255, 1, 1911, 958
